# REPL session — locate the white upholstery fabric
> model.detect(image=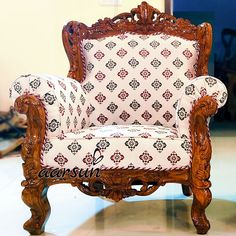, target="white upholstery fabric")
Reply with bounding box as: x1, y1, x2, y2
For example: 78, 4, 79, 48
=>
9, 36, 228, 172
176, 76, 228, 138
41, 125, 191, 170
81, 33, 199, 127
10, 74, 90, 137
